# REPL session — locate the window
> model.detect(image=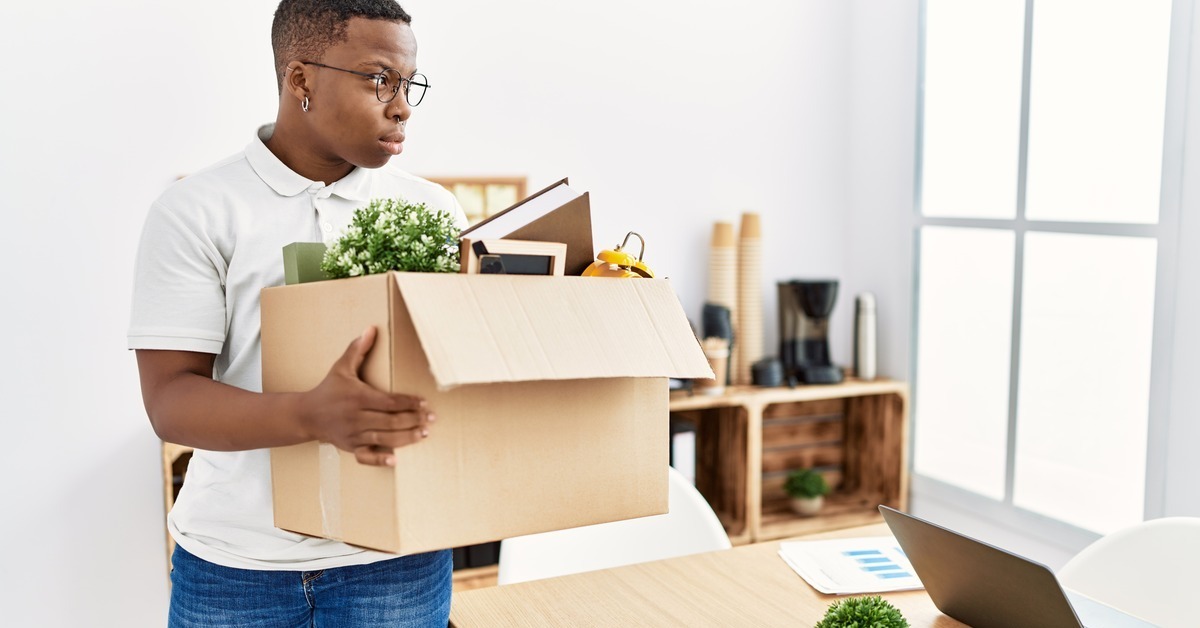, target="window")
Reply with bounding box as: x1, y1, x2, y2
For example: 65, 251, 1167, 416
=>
914, 0, 1176, 536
